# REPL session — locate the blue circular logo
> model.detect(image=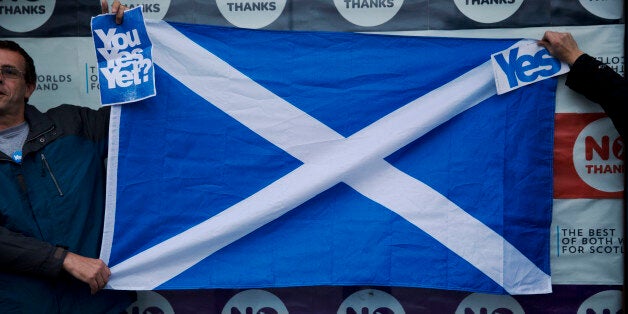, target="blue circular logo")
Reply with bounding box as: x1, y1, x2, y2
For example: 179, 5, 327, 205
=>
12, 151, 22, 163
